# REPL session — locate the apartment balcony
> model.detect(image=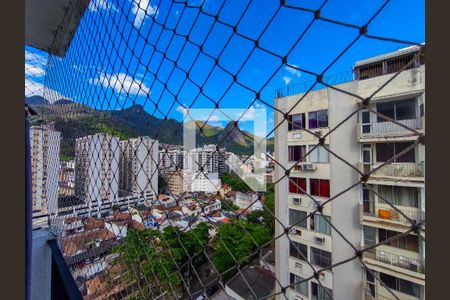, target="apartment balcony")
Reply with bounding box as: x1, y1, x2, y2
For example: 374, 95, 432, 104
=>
357, 119, 422, 141
363, 248, 425, 277
358, 162, 424, 182
361, 203, 424, 228
364, 285, 421, 300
